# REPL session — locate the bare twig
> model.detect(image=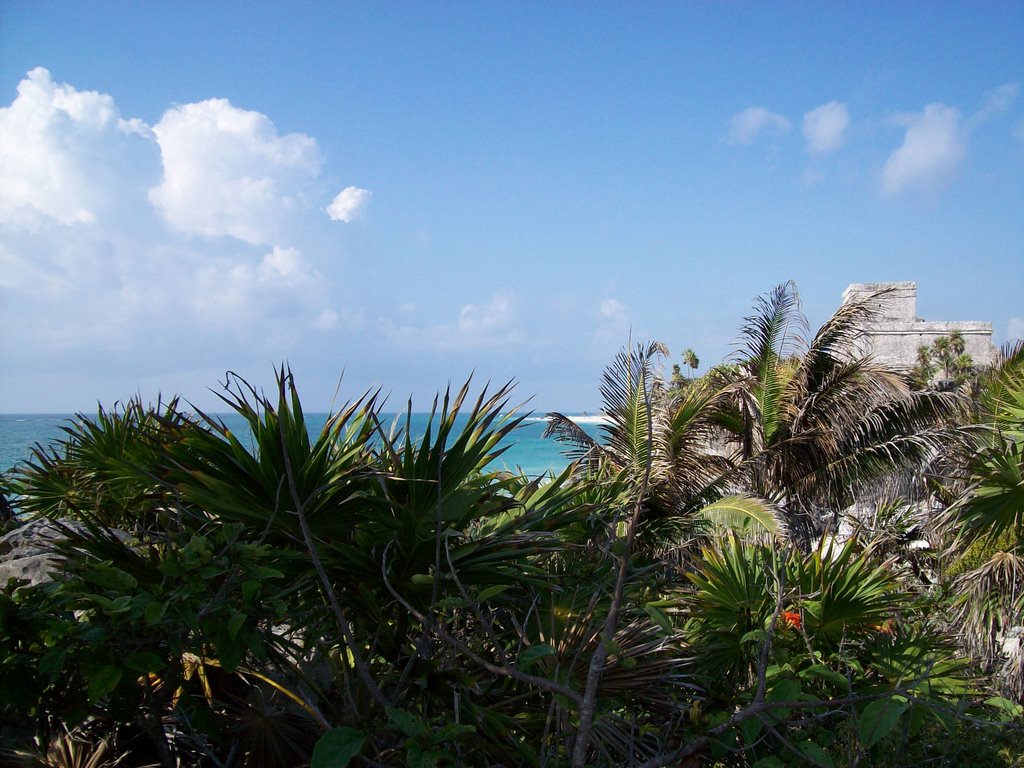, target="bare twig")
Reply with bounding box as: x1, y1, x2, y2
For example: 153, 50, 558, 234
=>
380, 542, 582, 703
275, 378, 390, 711
571, 348, 656, 768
